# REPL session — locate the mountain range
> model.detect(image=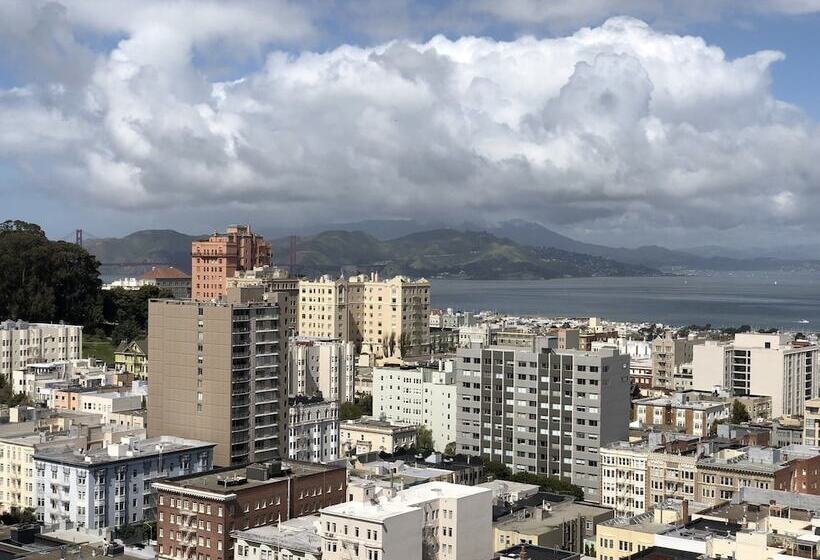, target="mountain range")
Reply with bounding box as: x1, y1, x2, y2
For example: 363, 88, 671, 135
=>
81, 219, 820, 280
